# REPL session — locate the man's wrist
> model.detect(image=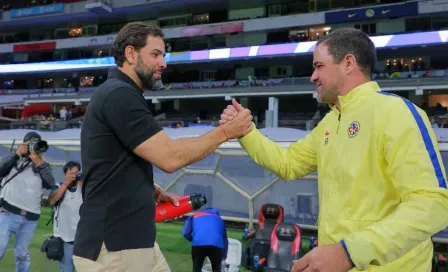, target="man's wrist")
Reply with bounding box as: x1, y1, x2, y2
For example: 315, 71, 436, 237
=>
218, 125, 229, 142
238, 122, 256, 143
212, 126, 228, 144
155, 186, 162, 199
340, 240, 355, 269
